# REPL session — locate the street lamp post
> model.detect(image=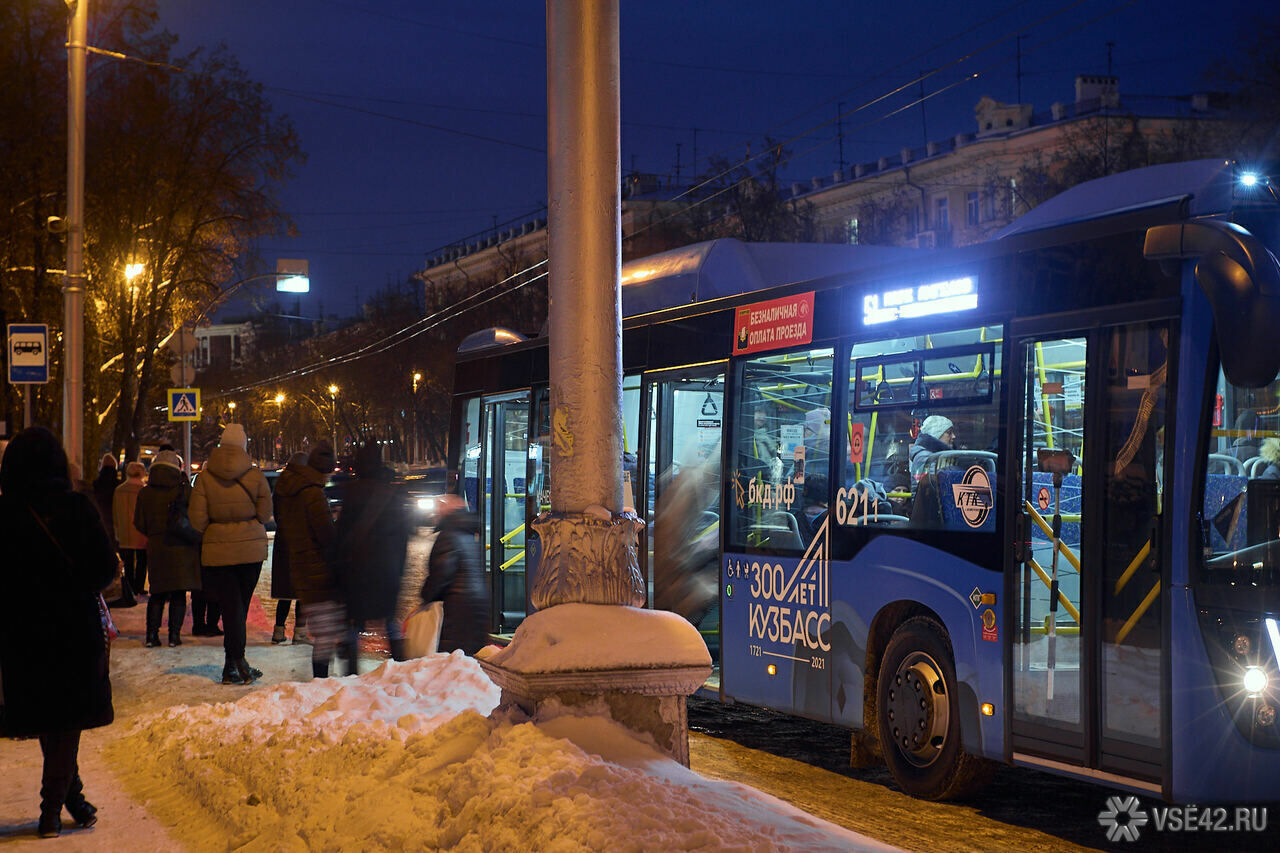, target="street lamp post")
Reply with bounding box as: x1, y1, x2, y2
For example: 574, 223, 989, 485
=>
328, 384, 339, 457
411, 372, 421, 466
